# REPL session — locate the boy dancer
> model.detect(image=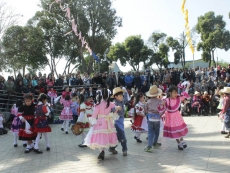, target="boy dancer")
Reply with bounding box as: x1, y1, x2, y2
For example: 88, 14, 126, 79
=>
109, 87, 129, 156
